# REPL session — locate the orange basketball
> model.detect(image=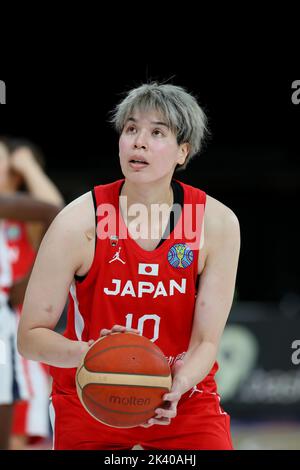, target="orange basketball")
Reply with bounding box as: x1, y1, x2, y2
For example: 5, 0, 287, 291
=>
76, 332, 172, 428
